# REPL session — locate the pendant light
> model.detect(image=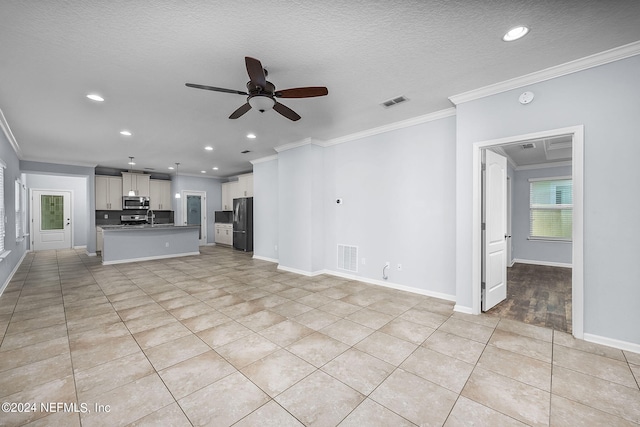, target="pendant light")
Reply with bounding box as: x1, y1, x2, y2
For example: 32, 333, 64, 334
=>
127, 157, 136, 196
174, 162, 181, 199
